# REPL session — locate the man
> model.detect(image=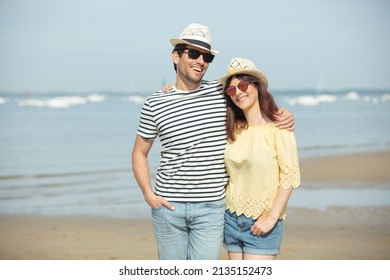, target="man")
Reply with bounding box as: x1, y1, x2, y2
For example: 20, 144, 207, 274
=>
132, 23, 294, 260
